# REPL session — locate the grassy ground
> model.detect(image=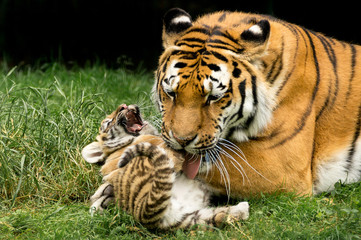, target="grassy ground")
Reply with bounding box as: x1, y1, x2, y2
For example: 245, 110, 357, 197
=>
0, 63, 360, 239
